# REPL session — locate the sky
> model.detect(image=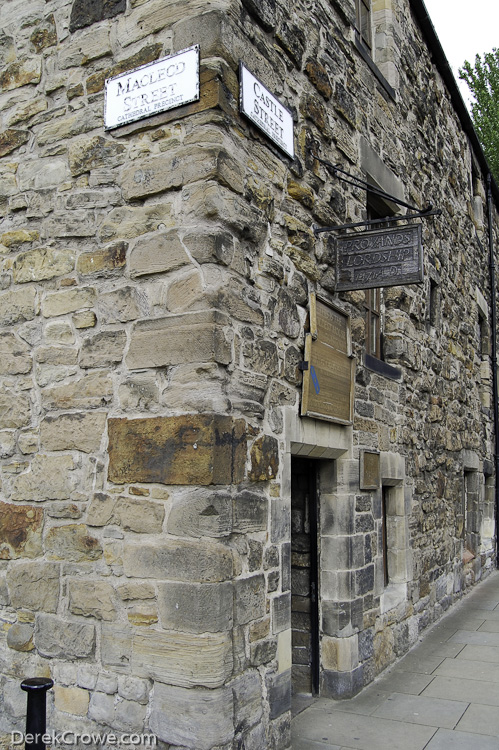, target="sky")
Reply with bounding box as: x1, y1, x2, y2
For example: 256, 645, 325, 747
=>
422, 0, 499, 106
